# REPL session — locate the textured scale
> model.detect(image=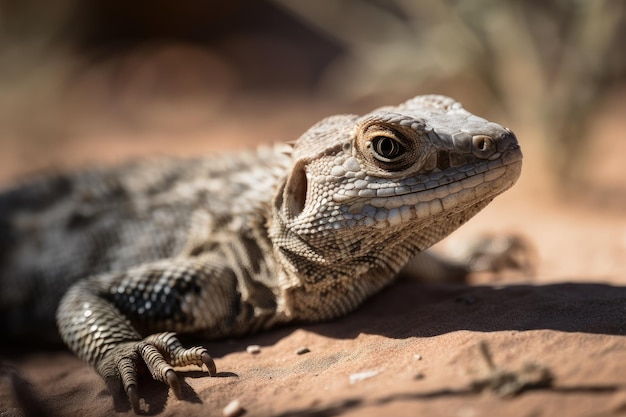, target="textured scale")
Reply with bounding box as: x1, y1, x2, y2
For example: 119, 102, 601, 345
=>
0, 95, 522, 413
